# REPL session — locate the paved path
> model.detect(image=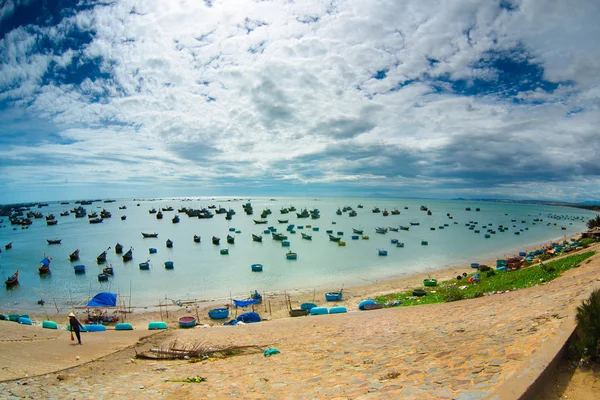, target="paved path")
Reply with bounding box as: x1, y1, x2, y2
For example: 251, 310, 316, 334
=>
1, 251, 599, 399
